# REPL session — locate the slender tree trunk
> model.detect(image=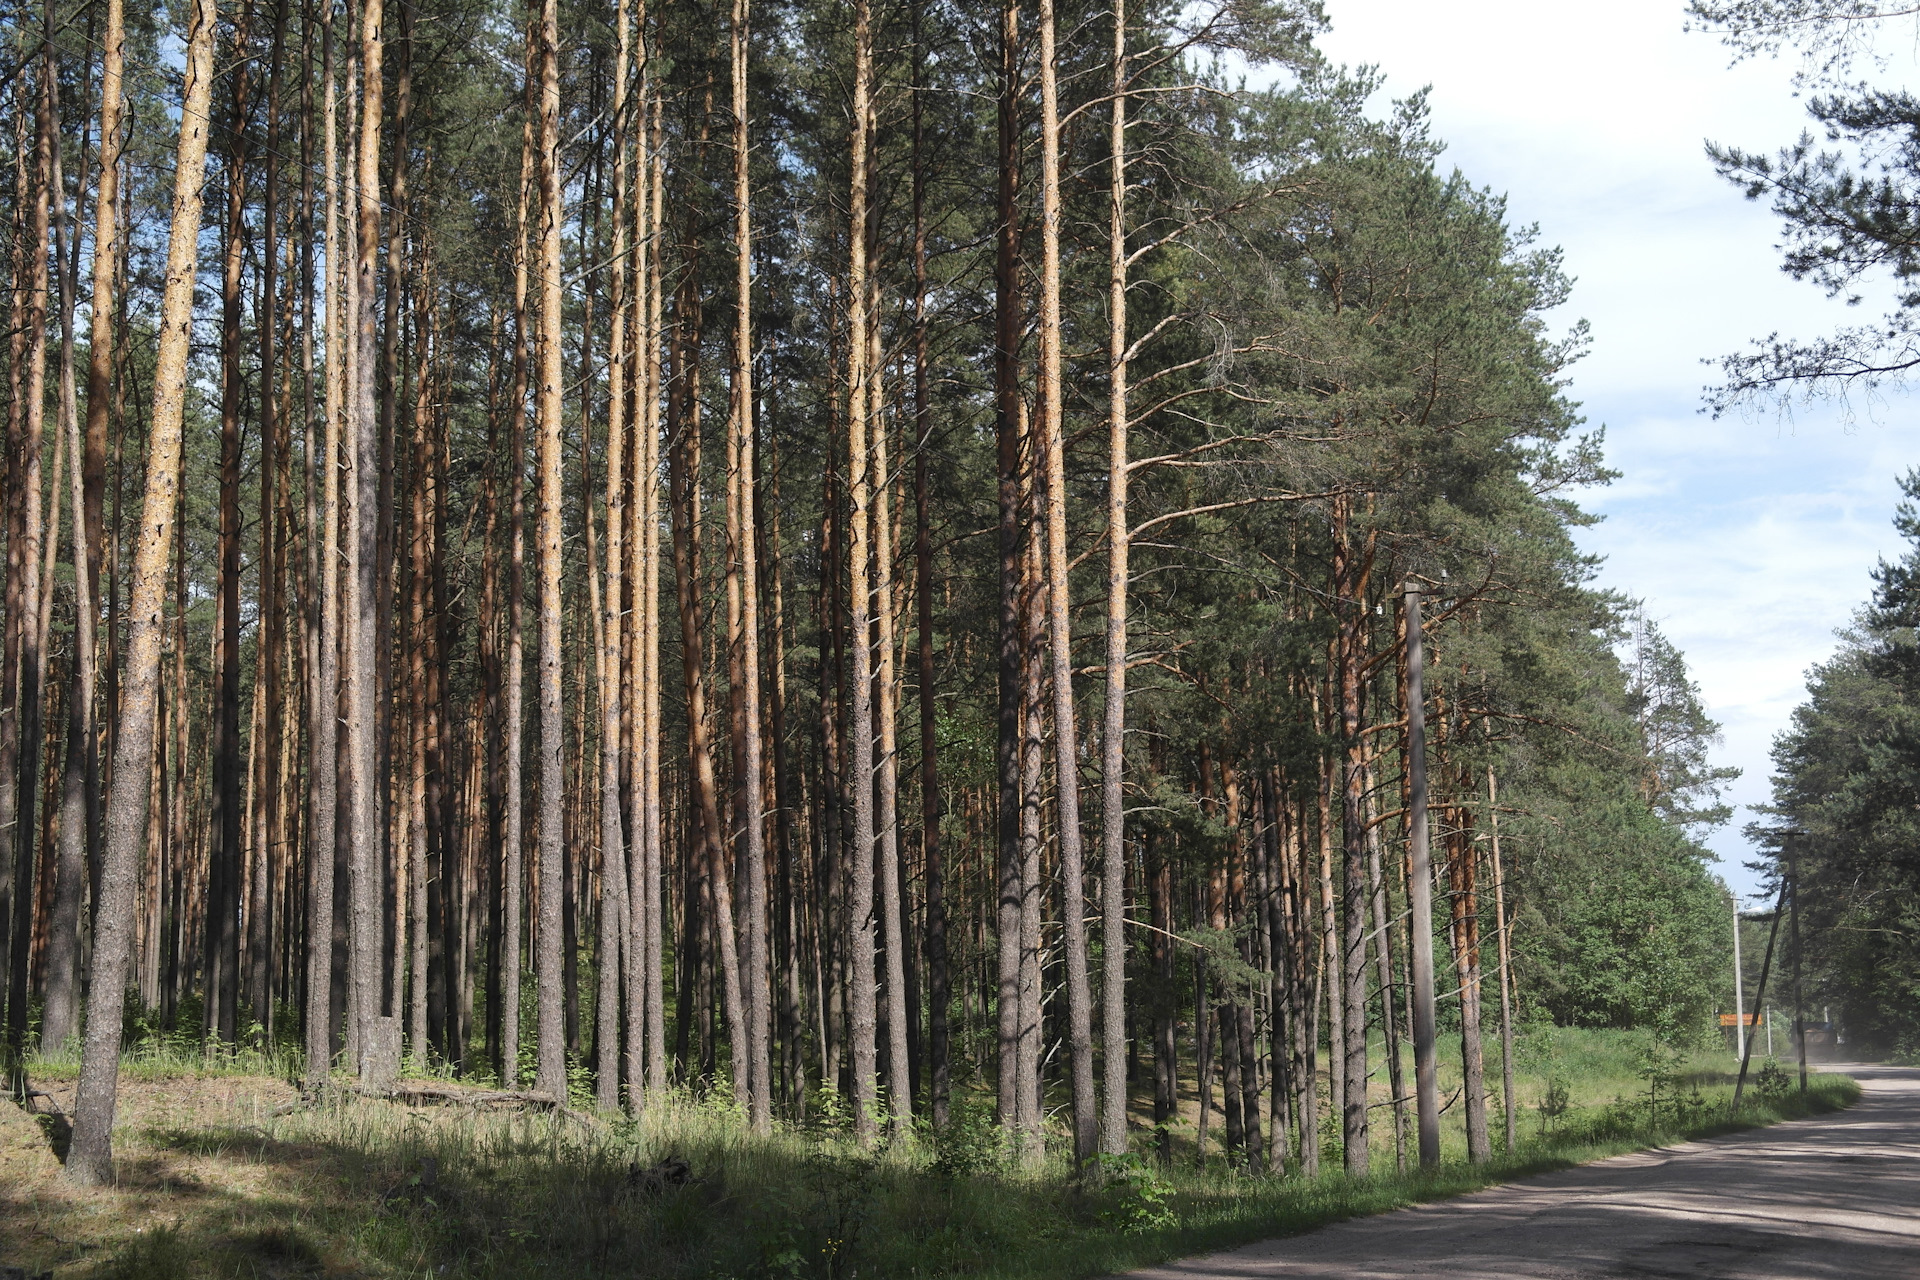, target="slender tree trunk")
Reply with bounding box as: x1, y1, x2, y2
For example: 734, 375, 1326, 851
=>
844, 0, 880, 1143
992, 0, 1024, 1144
1449, 797, 1490, 1163
1487, 765, 1515, 1153
9, 51, 54, 1062
1034, 0, 1097, 1165
1098, 0, 1130, 1155
251, 0, 287, 1043
909, 18, 947, 1128
873, 352, 912, 1130
641, 90, 667, 1098
67, 0, 218, 1182
594, 0, 632, 1113
1367, 762, 1407, 1171
43, 42, 97, 1052
305, 0, 341, 1085
346, 0, 390, 1081
729, 0, 771, 1130
532, 0, 568, 1099
499, 53, 533, 1087
209, 0, 255, 1046
1403, 582, 1440, 1167
1332, 501, 1369, 1174
0, 102, 29, 1055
